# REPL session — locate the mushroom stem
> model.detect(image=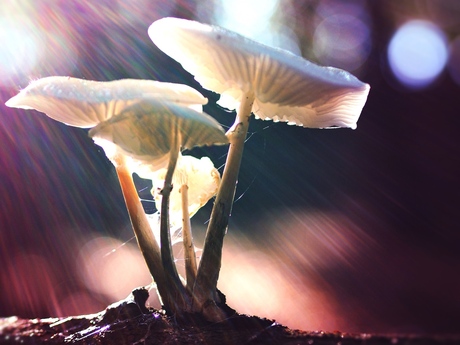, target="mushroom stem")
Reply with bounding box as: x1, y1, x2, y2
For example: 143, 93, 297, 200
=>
180, 183, 198, 291
194, 91, 255, 314
159, 129, 190, 313
112, 153, 174, 310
